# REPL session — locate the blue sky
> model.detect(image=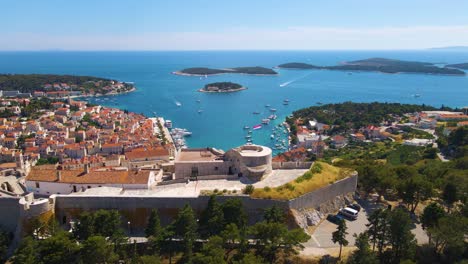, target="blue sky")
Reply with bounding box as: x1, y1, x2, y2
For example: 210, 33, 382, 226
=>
2, 0, 468, 50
